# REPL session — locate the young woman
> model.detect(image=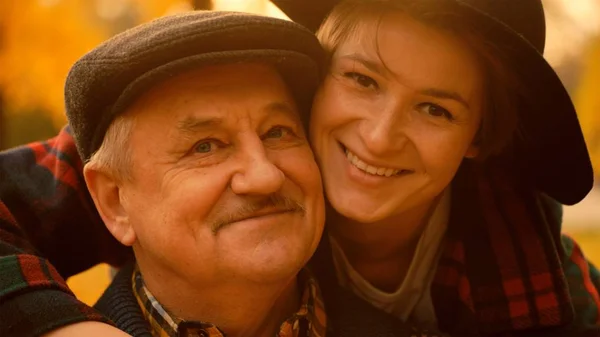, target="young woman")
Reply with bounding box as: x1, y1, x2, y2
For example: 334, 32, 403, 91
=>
0, 0, 598, 336
295, 1, 599, 335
